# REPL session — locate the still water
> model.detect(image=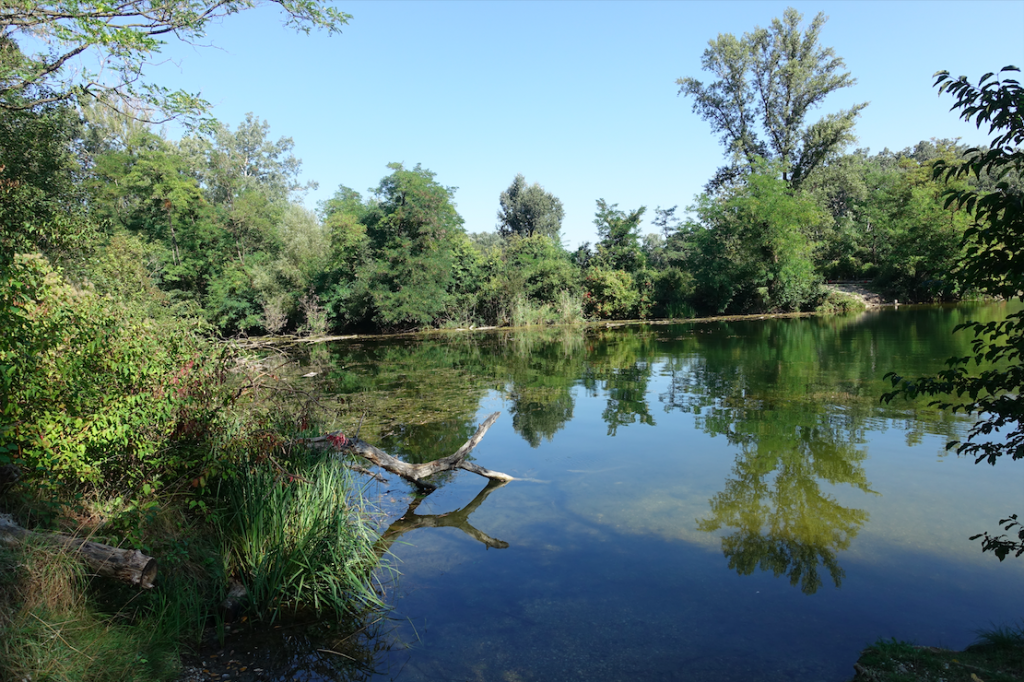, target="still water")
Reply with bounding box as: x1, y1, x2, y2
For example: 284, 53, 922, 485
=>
243, 303, 1024, 681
